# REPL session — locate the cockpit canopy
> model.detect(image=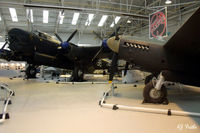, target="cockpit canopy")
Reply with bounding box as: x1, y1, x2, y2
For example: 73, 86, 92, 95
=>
32, 30, 60, 44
